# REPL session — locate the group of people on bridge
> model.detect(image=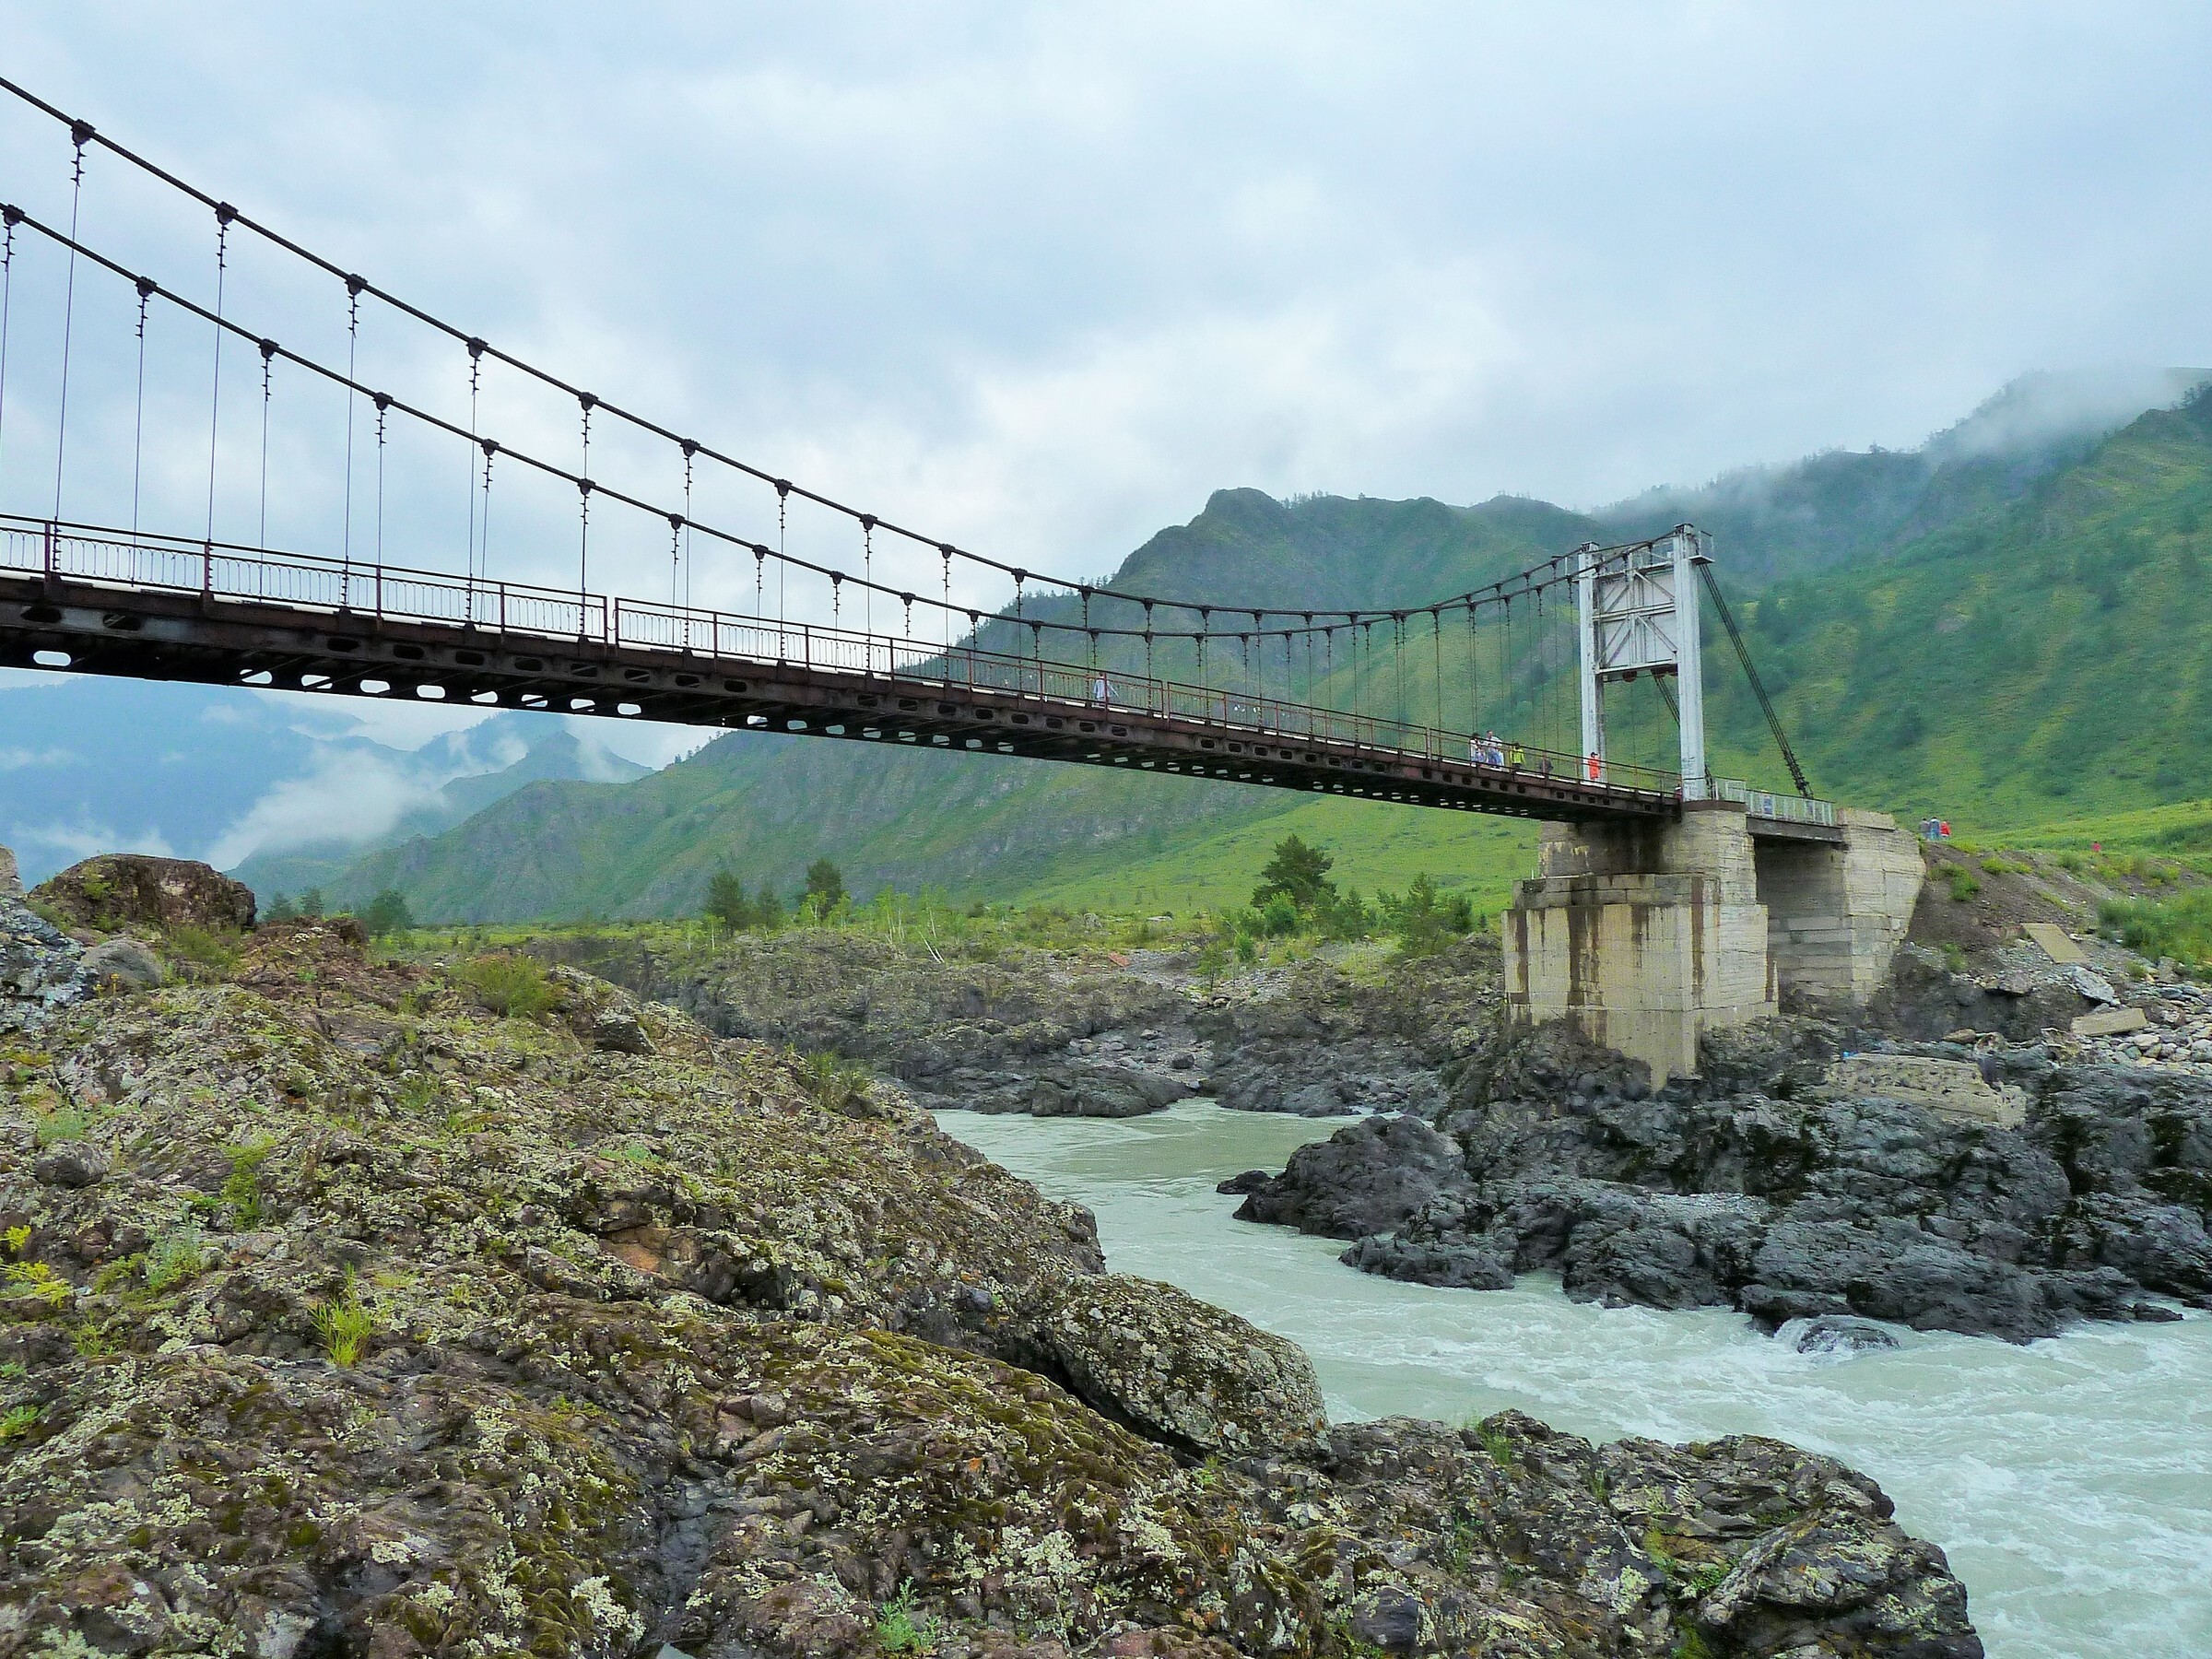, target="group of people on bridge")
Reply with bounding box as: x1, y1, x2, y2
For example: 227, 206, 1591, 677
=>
1468, 733, 1608, 784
